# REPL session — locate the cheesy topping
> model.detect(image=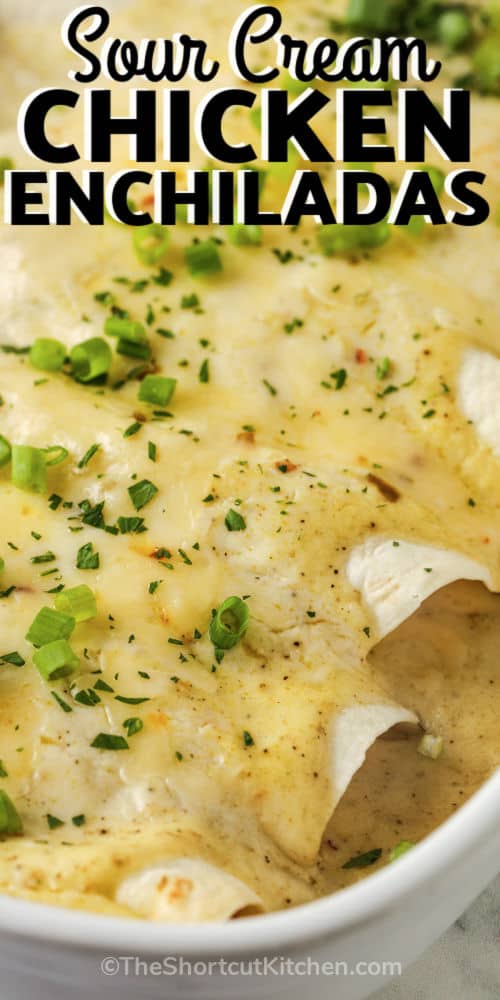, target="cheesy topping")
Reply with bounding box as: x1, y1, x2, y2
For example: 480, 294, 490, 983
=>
0, 0, 498, 920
